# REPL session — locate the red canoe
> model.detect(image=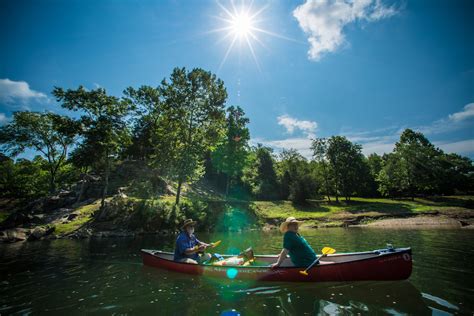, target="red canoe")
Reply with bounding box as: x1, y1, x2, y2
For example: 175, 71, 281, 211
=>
141, 247, 412, 282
